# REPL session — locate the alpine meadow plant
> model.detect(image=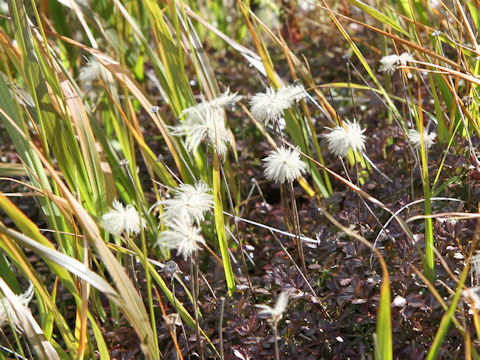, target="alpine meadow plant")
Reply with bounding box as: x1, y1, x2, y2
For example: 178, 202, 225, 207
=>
172, 89, 241, 156
160, 181, 214, 224
3, 0, 480, 357
323, 120, 367, 157
256, 292, 290, 360
250, 84, 306, 125
157, 217, 206, 260
102, 200, 146, 236
256, 291, 289, 324
263, 146, 307, 183
408, 128, 437, 150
